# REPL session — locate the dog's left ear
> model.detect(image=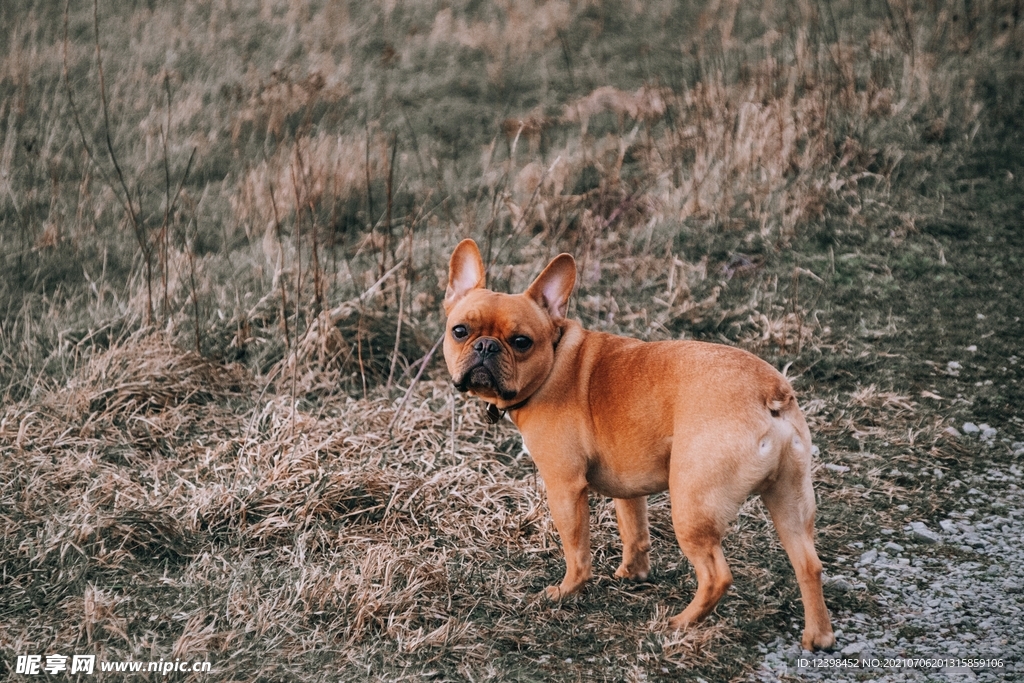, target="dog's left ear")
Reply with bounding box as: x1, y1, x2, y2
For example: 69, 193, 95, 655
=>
445, 239, 486, 312
526, 253, 576, 321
